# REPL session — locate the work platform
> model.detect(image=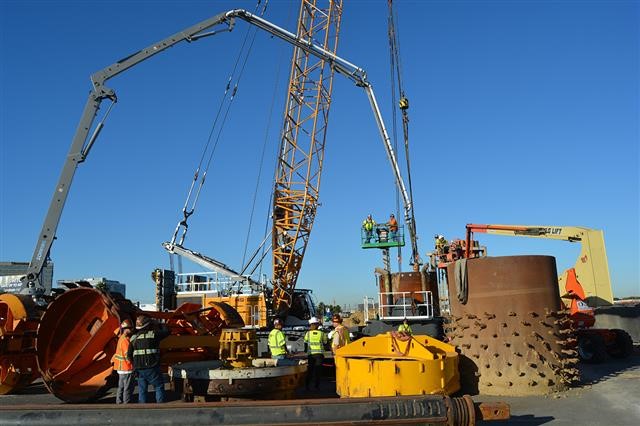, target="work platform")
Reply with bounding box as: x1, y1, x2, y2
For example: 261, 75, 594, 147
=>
360, 224, 405, 249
